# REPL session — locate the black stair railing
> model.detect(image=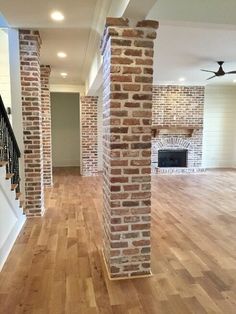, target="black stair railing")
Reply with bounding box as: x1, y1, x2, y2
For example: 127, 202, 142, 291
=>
0, 95, 21, 193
